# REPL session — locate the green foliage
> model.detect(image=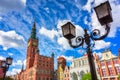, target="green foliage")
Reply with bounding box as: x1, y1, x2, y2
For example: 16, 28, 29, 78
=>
118, 74, 120, 80
0, 76, 14, 80
82, 73, 91, 80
